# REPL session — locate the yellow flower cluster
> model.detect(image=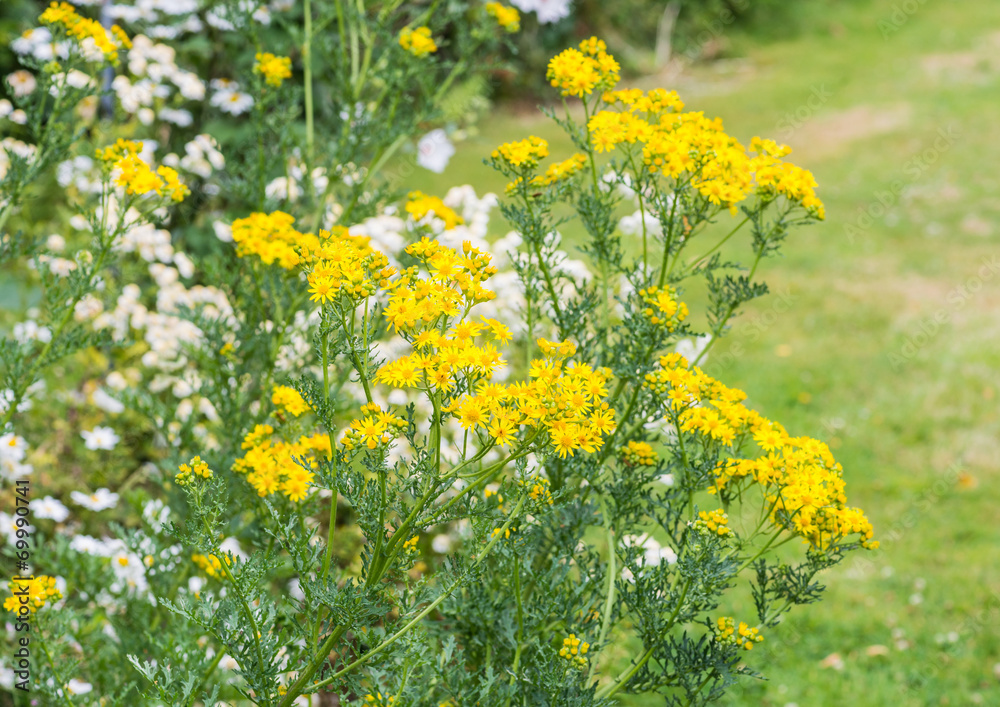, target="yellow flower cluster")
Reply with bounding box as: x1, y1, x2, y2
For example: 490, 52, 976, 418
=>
405, 191, 464, 231
272, 385, 310, 417
3, 576, 61, 615
639, 286, 689, 329
558, 633, 590, 668
645, 353, 876, 550
40, 2, 128, 64
546, 37, 620, 97
523, 476, 554, 505
234, 425, 330, 501
95, 140, 188, 202
544, 40, 823, 217
230, 212, 314, 269
399, 26, 437, 57
175, 456, 213, 485
696, 509, 733, 537
620, 440, 657, 467
192, 553, 225, 579
363, 692, 395, 706
254, 52, 292, 87
341, 403, 408, 451
485, 3, 520, 32
492, 136, 549, 169
375, 241, 614, 458
402, 536, 420, 554
306, 229, 392, 304
504, 153, 588, 194
714, 616, 763, 651
95, 139, 142, 164
381, 239, 499, 334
